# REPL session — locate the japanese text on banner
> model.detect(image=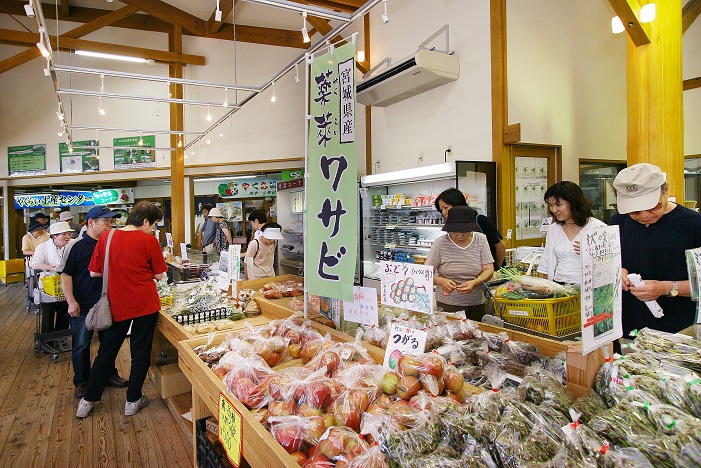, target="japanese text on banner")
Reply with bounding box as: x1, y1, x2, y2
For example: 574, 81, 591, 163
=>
305, 42, 357, 302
